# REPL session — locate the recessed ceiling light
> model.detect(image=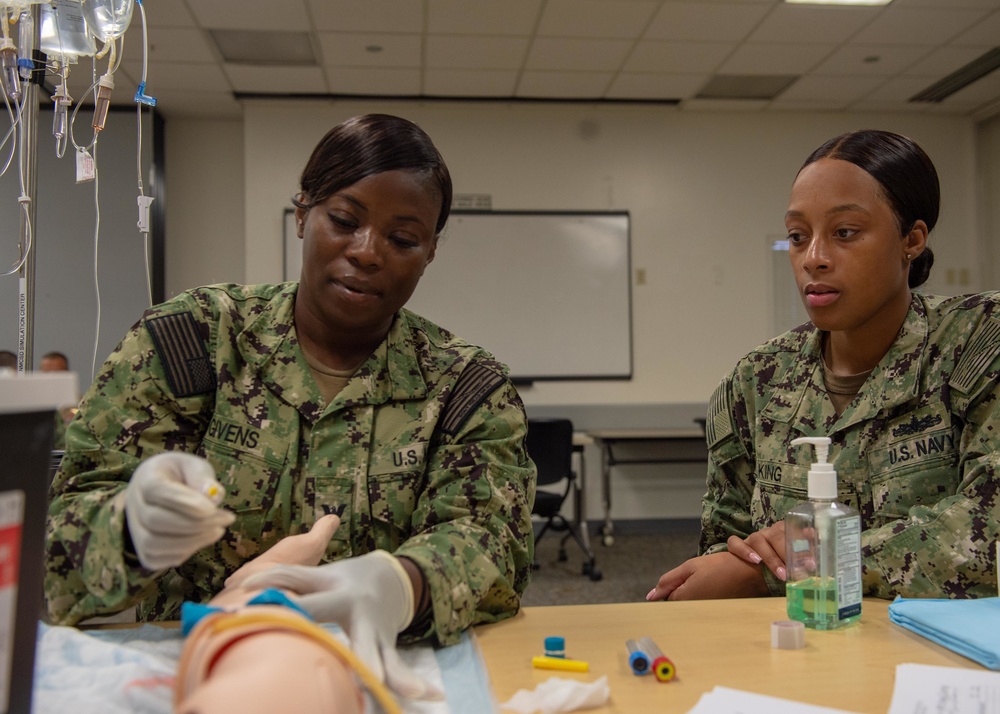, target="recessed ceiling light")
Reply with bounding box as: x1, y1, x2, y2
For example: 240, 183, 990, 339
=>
785, 0, 893, 5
